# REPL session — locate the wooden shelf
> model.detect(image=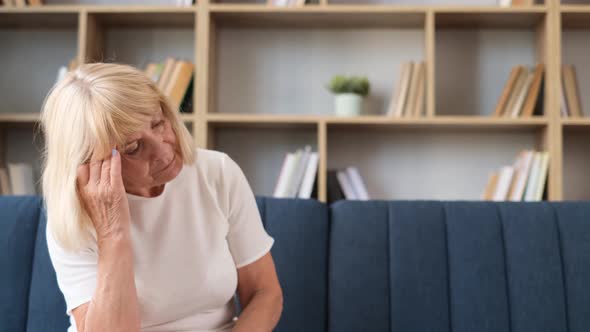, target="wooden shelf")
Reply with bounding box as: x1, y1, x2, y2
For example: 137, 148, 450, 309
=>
435, 7, 547, 29
0, 113, 193, 124
210, 5, 426, 28
87, 8, 196, 28
207, 113, 319, 129
0, 11, 78, 29
561, 7, 590, 29
207, 113, 548, 131
561, 118, 590, 126
0, 113, 40, 123
180, 114, 194, 122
